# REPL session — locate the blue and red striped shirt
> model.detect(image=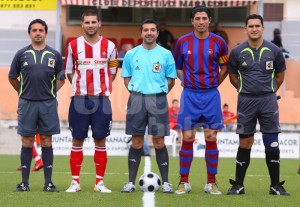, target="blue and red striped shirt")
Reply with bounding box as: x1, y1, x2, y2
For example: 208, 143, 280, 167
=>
173, 32, 228, 89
